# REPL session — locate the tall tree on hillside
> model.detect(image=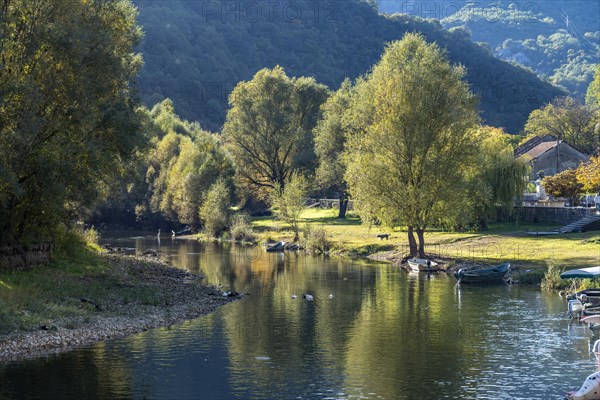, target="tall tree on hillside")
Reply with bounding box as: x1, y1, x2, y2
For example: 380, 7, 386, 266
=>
586, 65, 600, 109
524, 97, 599, 154
0, 0, 144, 244
222, 66, 329, 199
345, 33, 479, 257
314, 79, 353, 218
